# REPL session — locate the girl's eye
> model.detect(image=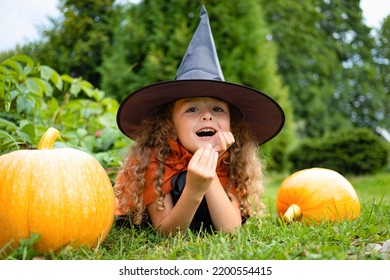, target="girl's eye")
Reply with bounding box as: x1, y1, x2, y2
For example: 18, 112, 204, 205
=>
213, 107, 223, 112
186, 107, 198, 113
